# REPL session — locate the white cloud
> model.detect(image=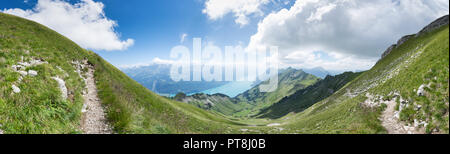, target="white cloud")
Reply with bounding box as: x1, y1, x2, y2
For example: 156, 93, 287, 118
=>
306, 3, 336, 23
202, 0, 270, 27
247, 0, 449, 72
2, 0, 134, 51
281, 50, 377, 71
180, 33, 188, 43
152, 57, 176, 65
118, 57, 176, 69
